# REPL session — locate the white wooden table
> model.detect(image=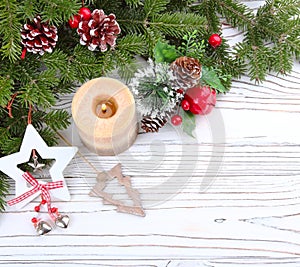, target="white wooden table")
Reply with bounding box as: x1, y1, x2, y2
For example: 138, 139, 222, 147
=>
1, 2, 300, 266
